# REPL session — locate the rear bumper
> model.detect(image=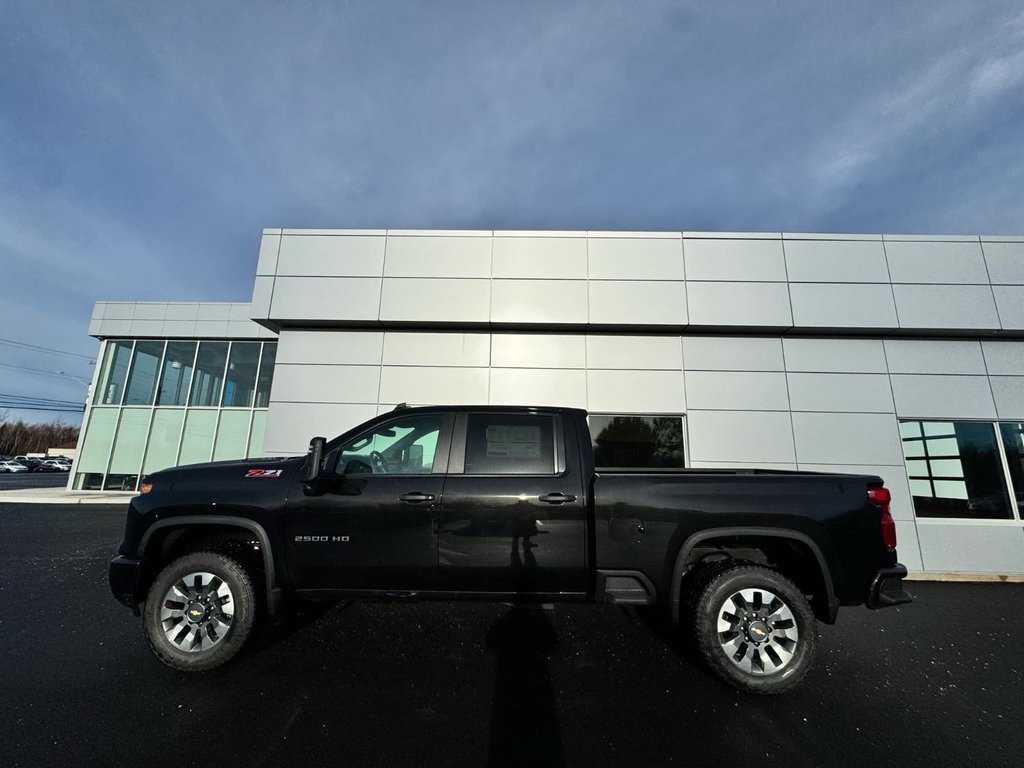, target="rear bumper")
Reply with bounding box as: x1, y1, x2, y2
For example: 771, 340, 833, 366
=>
109, 556, 144, 615
866, 564, 913, 609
